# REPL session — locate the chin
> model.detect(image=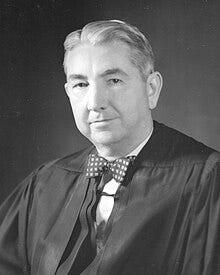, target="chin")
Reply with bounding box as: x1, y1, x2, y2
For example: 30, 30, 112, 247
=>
90, 131, 123, 146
